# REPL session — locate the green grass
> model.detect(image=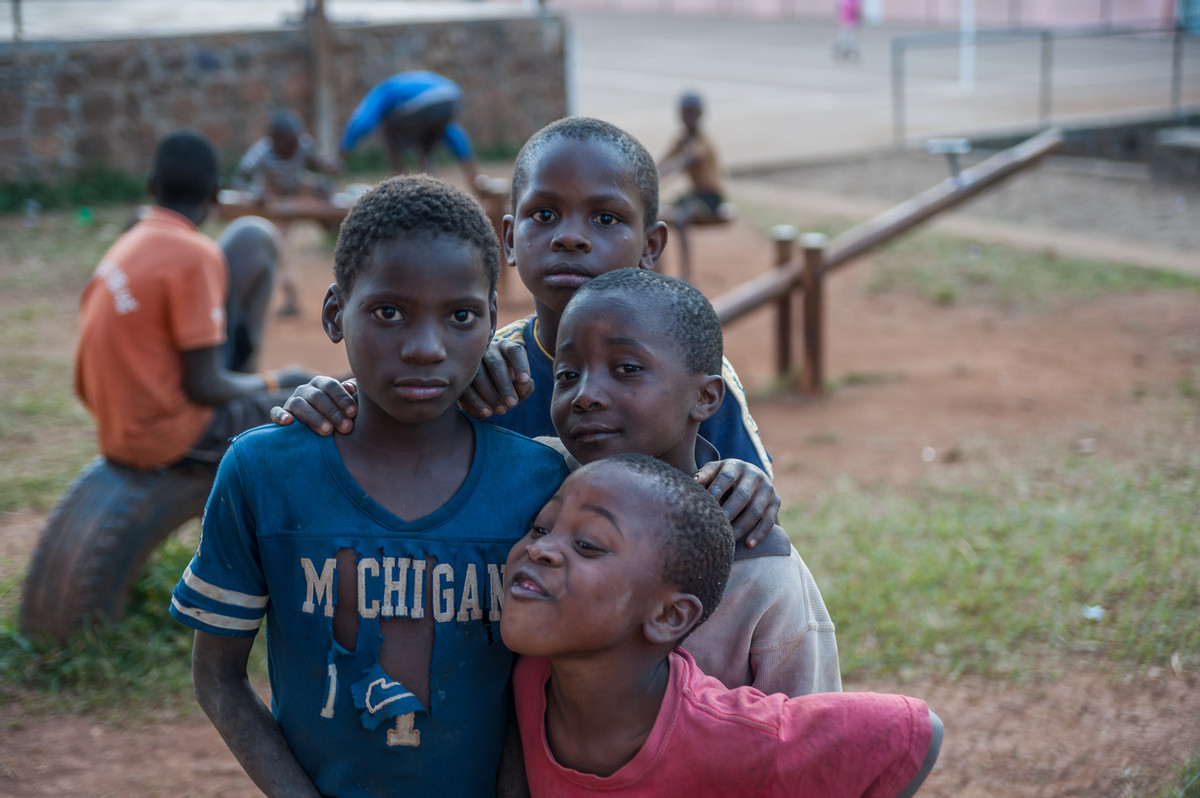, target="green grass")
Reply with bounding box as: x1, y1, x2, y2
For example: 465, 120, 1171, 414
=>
0, 532, 198, 713
1159, 756, 1200, 798
0, 166, 146, 216
0, 527, 269, 715
867, 232, 1200, 310
0, 208, 132, 512
784, 455, 1200, 682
